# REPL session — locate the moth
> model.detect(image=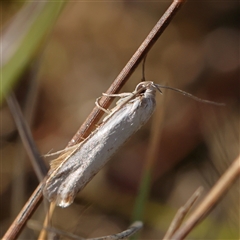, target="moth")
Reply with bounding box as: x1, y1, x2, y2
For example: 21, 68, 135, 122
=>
43, 81, 223, 207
